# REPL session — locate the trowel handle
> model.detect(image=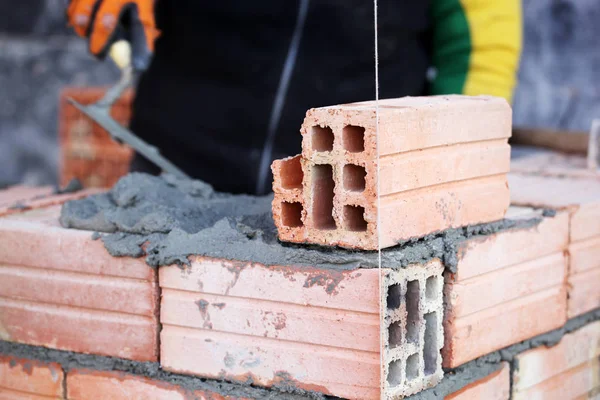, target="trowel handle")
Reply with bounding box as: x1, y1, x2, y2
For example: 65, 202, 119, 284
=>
109, 40, 132, 71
